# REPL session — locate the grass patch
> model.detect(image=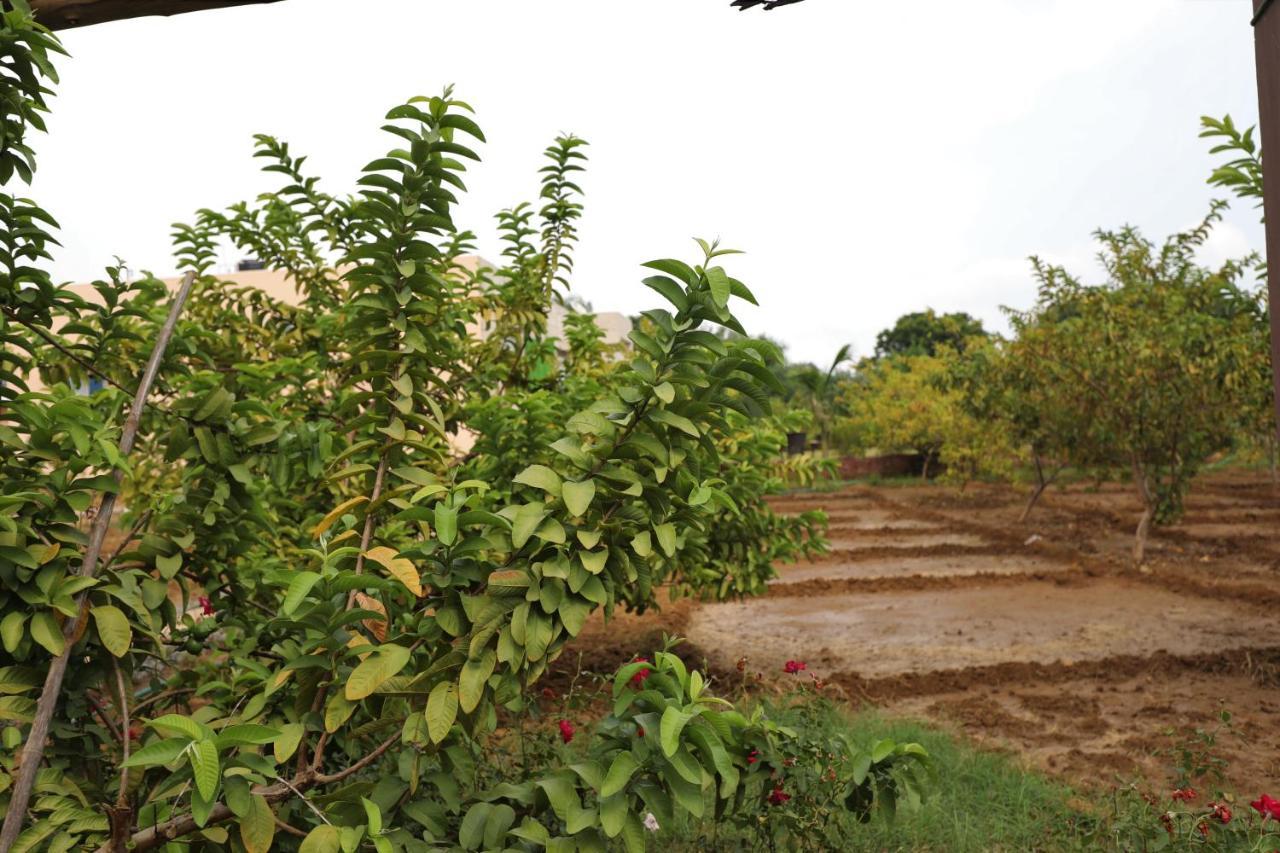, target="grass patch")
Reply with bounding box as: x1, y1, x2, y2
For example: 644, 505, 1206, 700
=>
666, 698, 1084, 852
